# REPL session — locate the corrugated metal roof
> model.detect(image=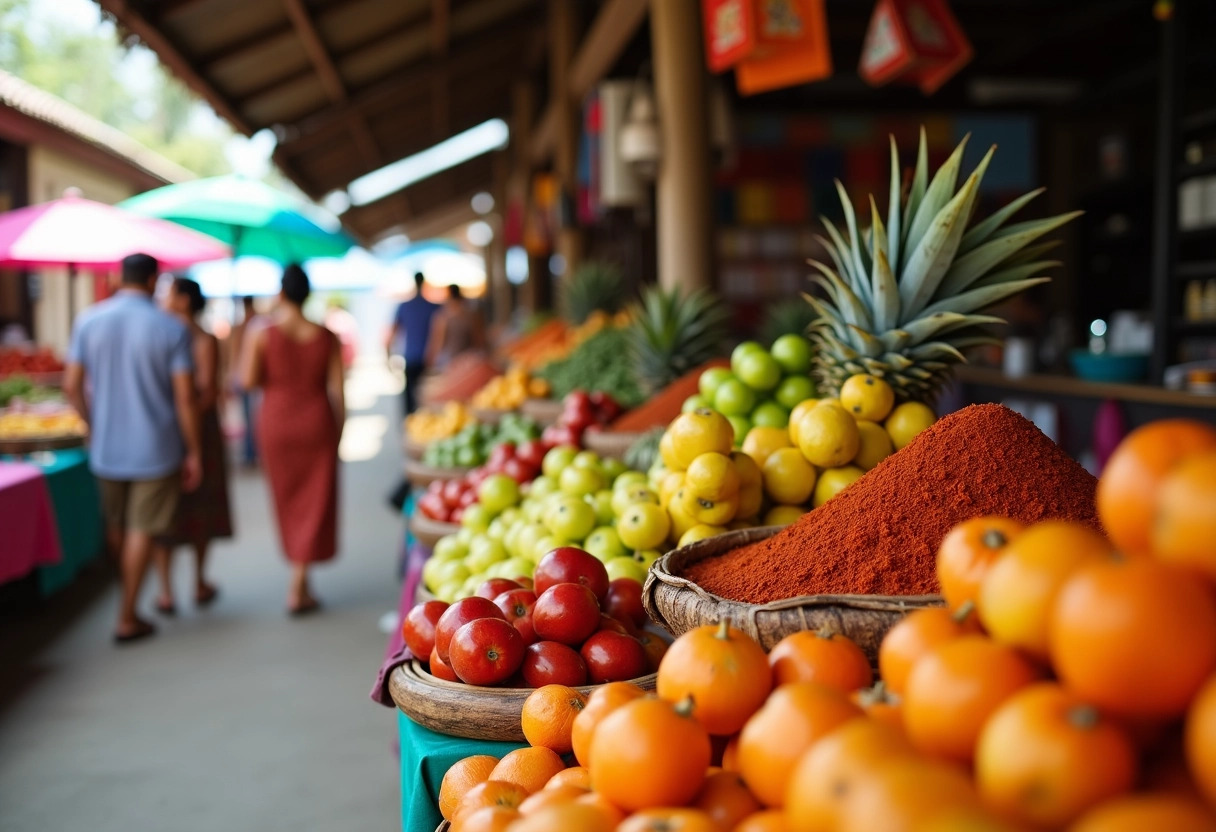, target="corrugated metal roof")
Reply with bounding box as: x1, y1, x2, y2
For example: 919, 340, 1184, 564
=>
0, 69, 195, 185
